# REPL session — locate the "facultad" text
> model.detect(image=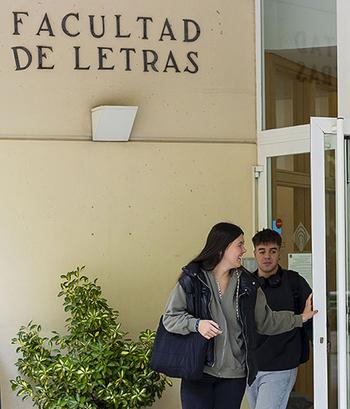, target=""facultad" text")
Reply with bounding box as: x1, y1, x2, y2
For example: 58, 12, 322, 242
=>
11, 12, 201, 73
